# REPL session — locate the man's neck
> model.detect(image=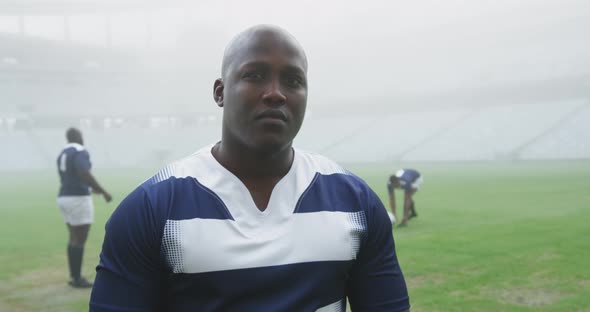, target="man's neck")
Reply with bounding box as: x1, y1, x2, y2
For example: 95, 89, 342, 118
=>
212, 140, 294, 180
